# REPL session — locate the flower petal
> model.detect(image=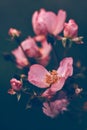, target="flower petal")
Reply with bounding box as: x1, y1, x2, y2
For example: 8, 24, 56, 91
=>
11, 46, 29, 68
57, 57, 73, 78
28, 64, 50, 88
32, 9, 47, 35
36, 39, 52, 66
44, 12, 57, 34
53, 10, 66, 36
32, 11, 39, 35
21, 37, 40, 58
